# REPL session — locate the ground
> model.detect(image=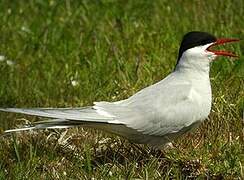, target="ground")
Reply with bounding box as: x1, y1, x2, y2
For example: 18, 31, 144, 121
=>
0, 0, 243, 179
